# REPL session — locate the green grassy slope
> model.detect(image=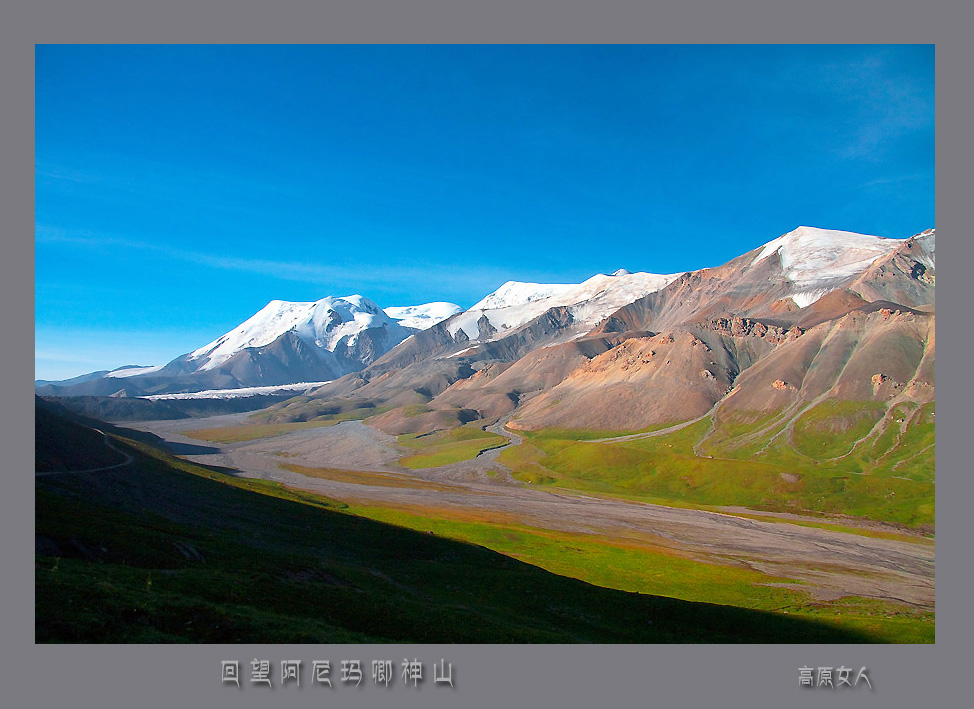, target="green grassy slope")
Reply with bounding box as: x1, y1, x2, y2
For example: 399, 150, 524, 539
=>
499, 403, 934, 527
397, 426, 508, 468
36, 427, 886, 643
35, 398, 127, 472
